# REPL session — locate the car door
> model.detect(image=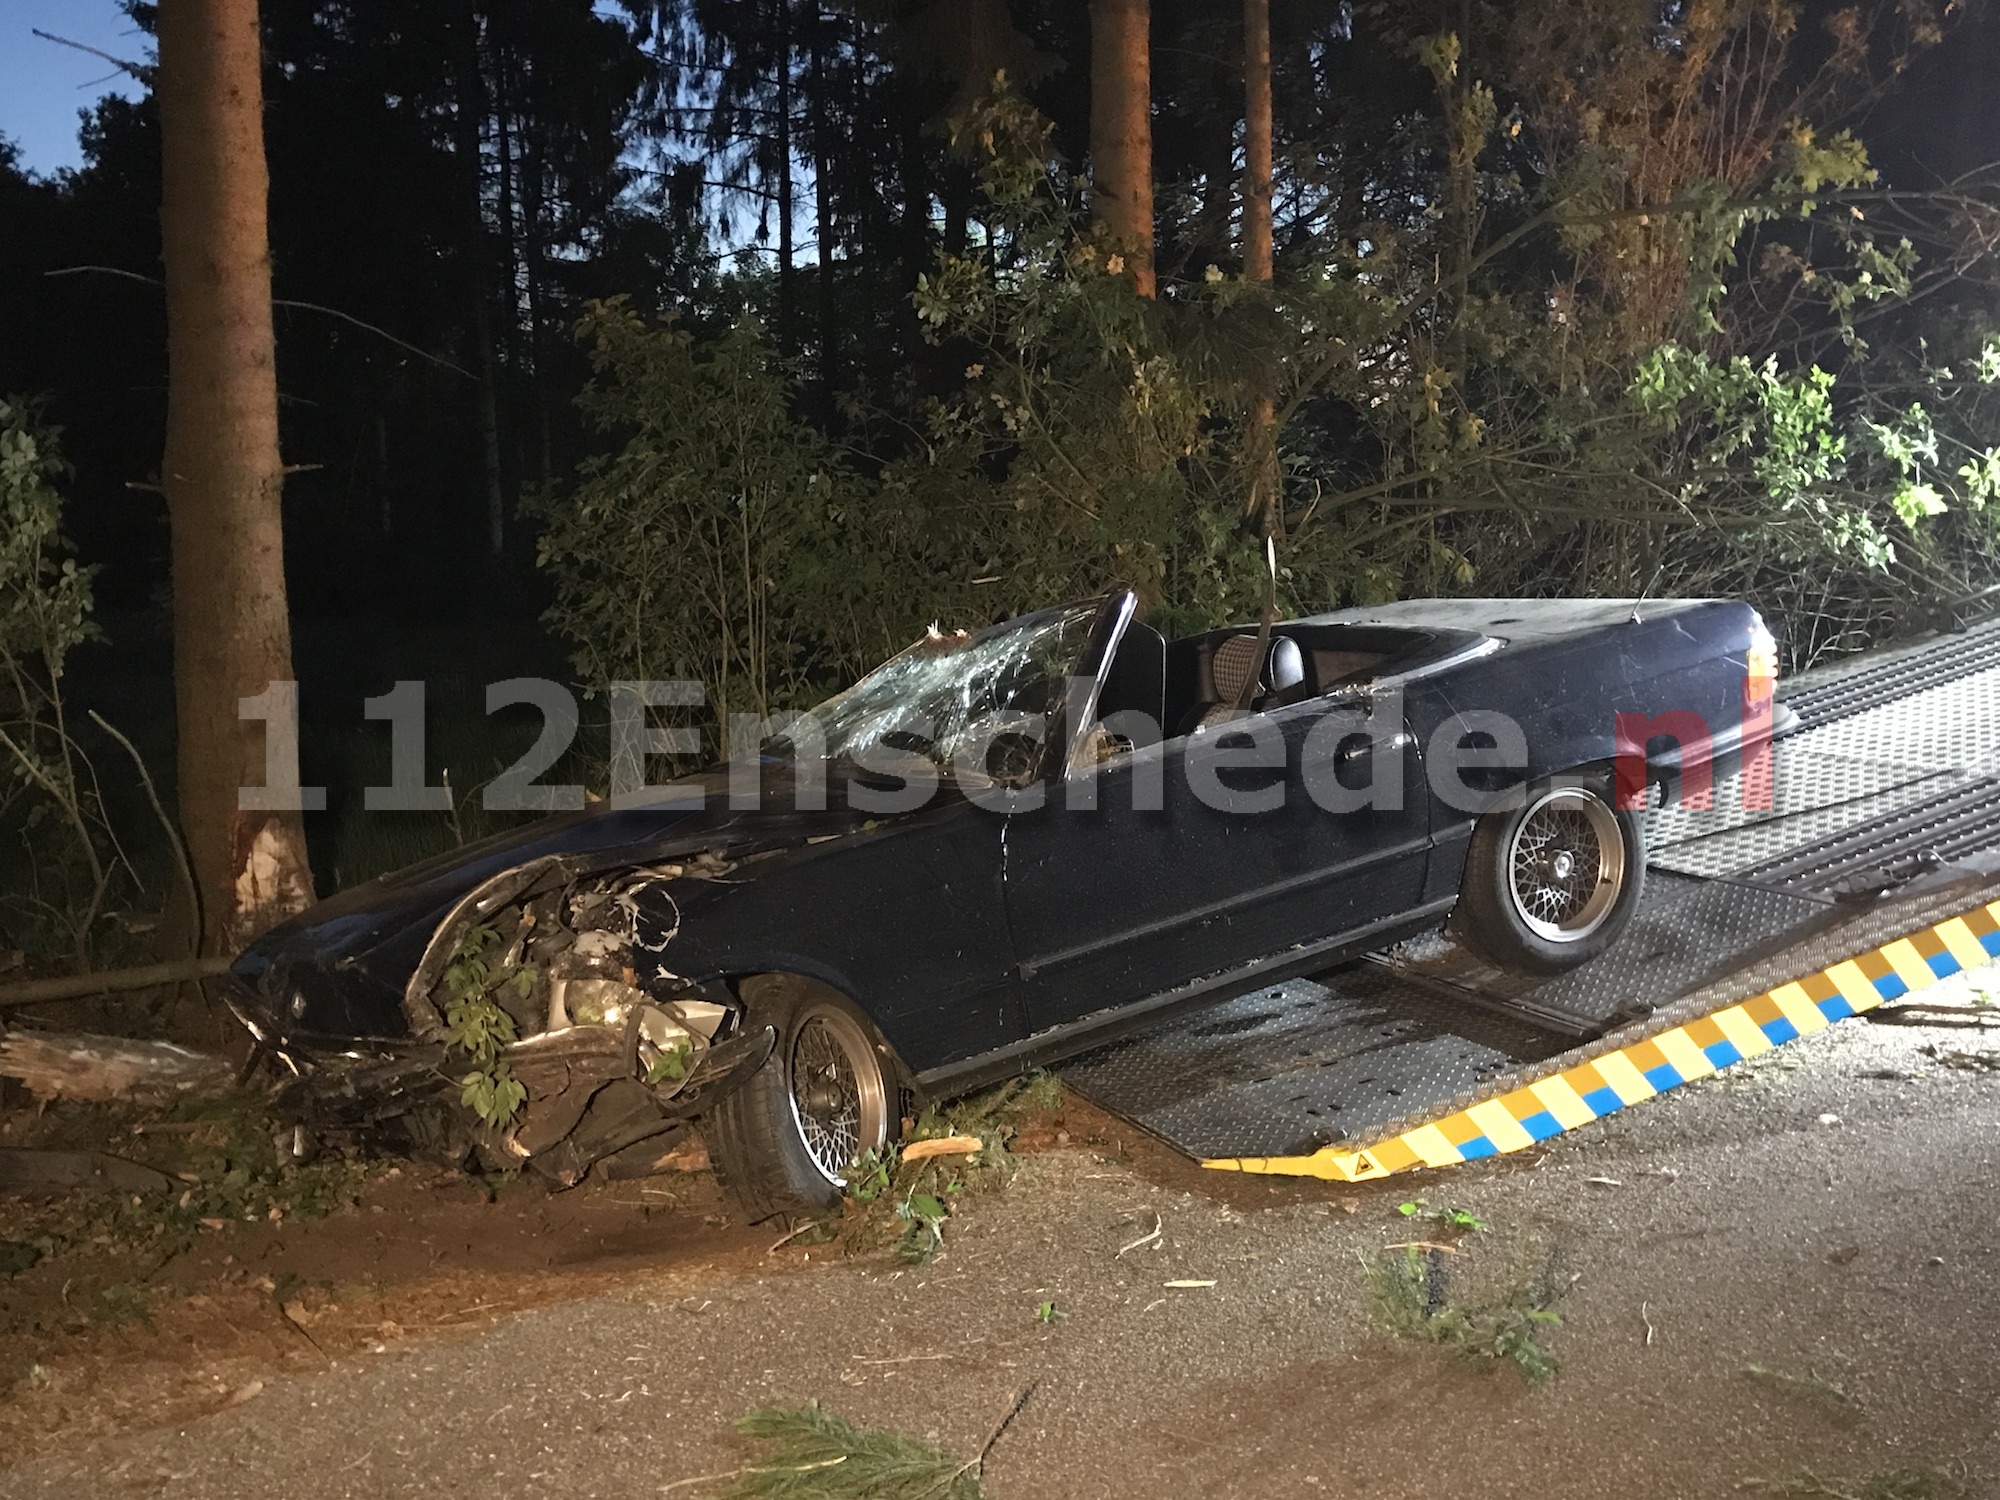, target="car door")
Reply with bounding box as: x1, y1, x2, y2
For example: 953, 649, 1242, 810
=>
1001, 650, 1433, 1037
